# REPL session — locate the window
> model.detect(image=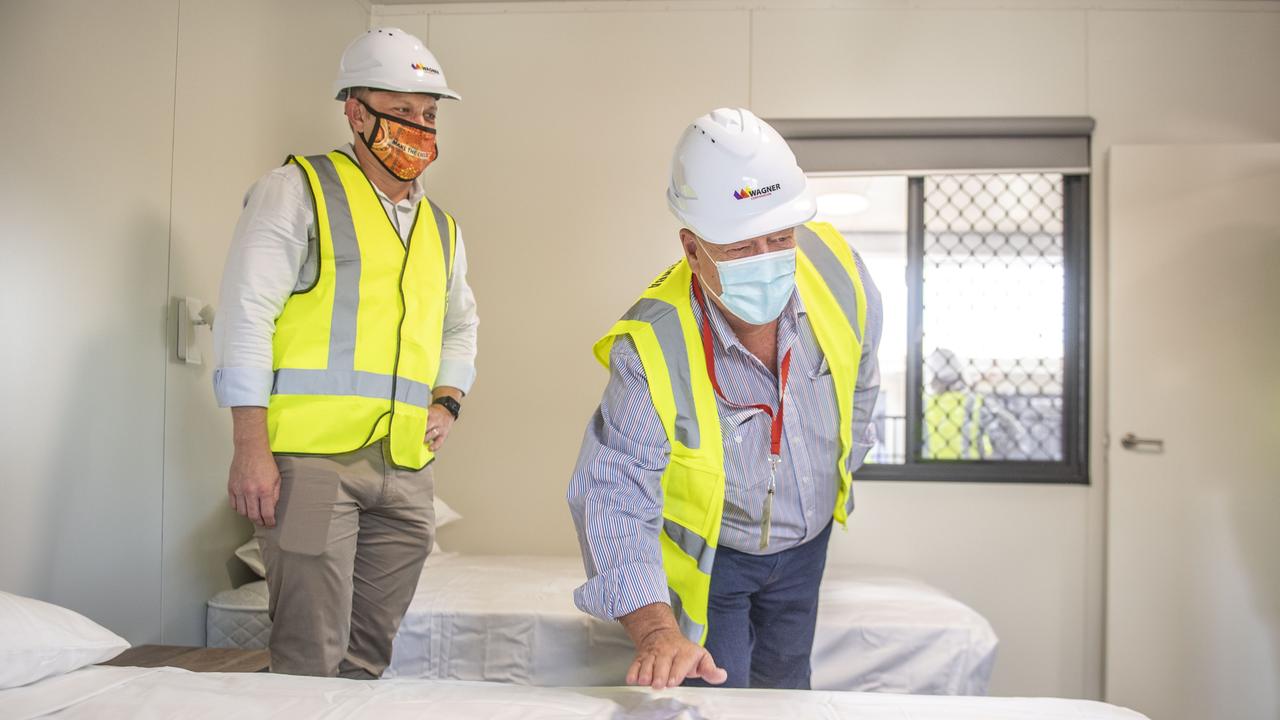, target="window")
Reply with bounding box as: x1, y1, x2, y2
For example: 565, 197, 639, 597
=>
777, 117, 1092, 483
